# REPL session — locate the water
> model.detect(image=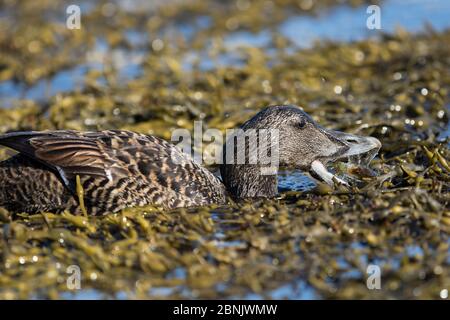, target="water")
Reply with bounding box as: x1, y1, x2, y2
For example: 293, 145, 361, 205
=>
278, 170, 316, 192
280, 0, 450, 47
1, 0, 449, 108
